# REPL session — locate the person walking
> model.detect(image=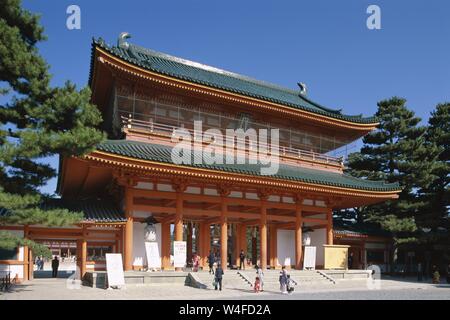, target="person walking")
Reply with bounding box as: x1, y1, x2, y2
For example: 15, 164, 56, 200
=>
51, 256, 59, 278
239, 250, 246, 270
208, 251, 215, 274
256, 264, 264, 292
214, 263, 224, 291
279, 266, 288, 294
